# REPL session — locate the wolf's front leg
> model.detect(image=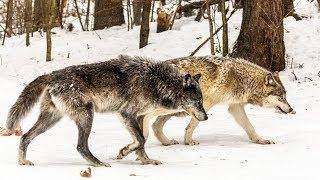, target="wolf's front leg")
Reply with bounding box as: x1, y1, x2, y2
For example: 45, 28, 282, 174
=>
184, 118, 200, 145
117, 112, 162, 165
136, 148, 162, 165
228, 104, 275, 145
152, 115, 179, 146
